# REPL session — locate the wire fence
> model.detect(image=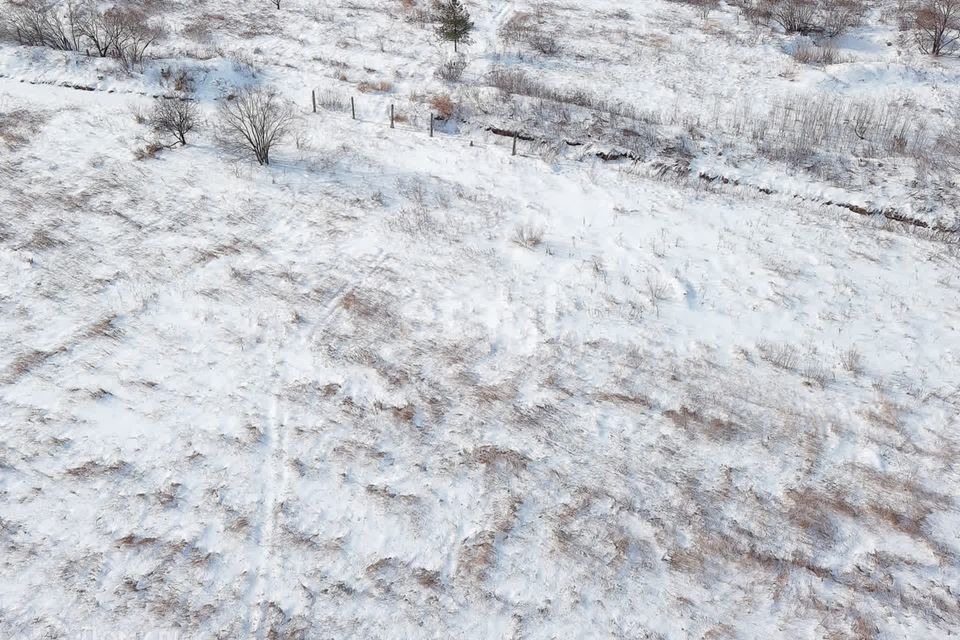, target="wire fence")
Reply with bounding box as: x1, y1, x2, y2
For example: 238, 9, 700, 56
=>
308, 88, 524, 157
